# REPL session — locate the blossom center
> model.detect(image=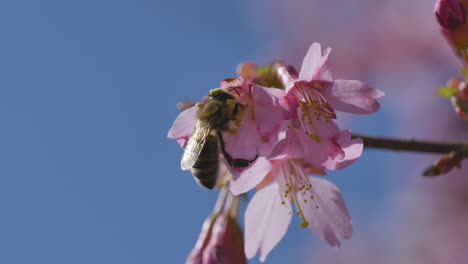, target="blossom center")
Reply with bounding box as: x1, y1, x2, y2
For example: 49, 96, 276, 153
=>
277, 159, 319, 228
291, 83, 336, 143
